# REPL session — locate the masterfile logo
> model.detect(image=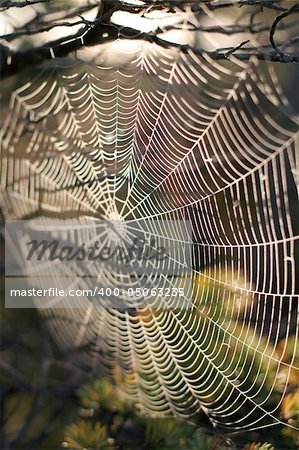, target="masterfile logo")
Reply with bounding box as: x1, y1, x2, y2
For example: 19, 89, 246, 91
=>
5, 218, 193, 309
